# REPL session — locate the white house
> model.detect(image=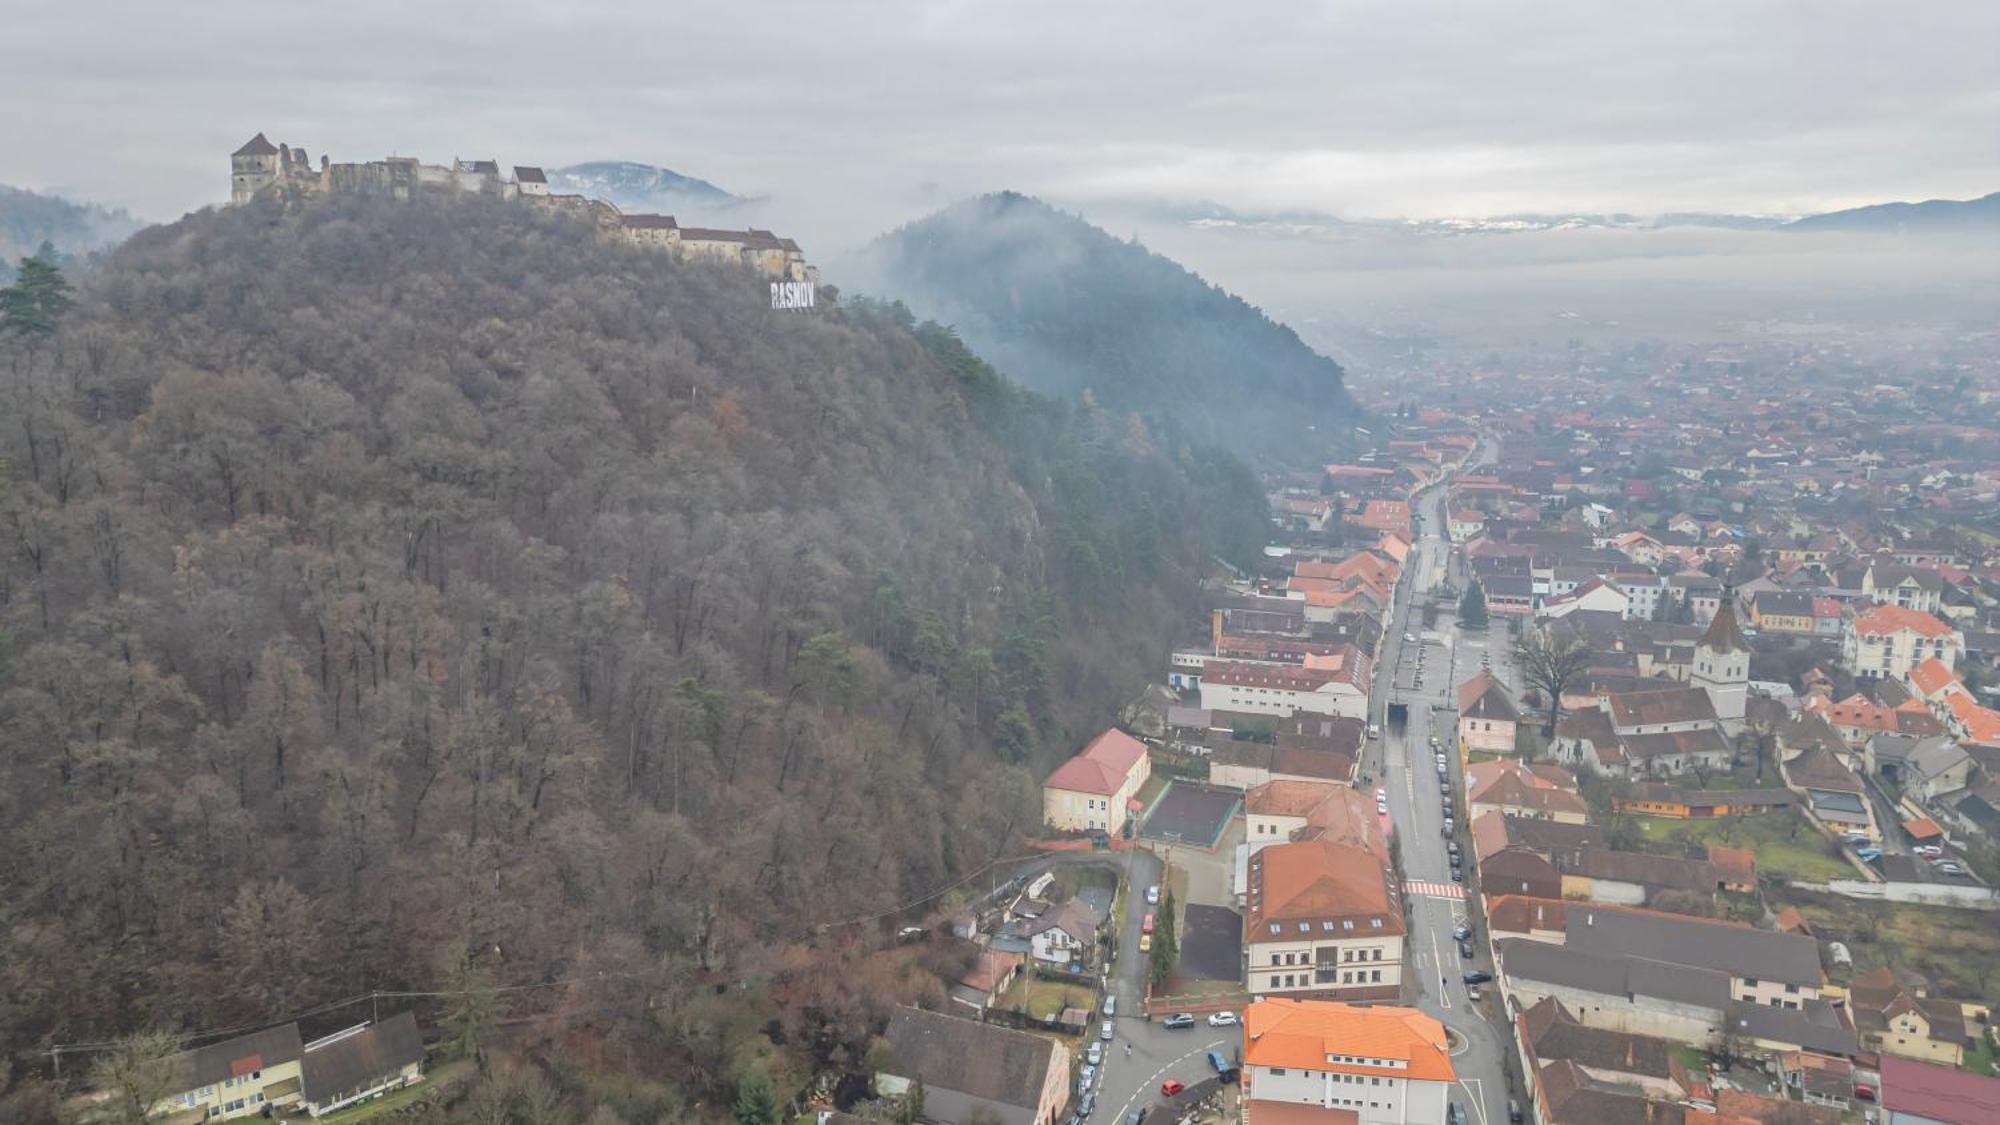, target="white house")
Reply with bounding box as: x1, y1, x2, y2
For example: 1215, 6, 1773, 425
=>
1199, 656, 1371, 721
1844, 605, 1963, 683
